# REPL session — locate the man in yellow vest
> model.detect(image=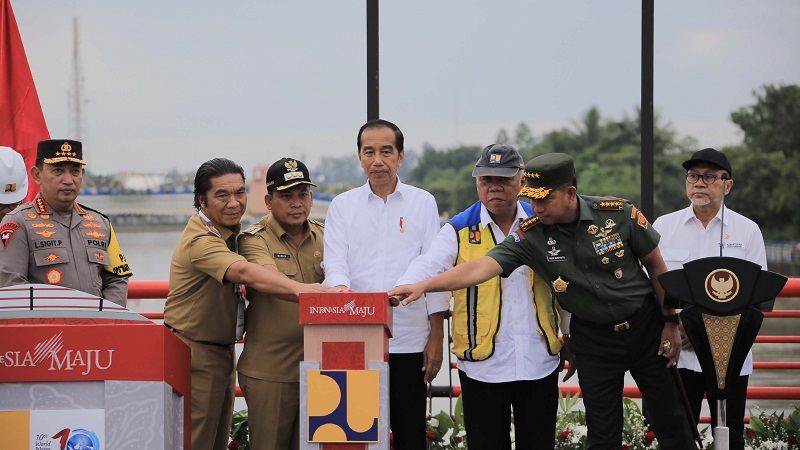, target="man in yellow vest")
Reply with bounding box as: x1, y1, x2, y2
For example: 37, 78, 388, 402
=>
395, 144, 569, 450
